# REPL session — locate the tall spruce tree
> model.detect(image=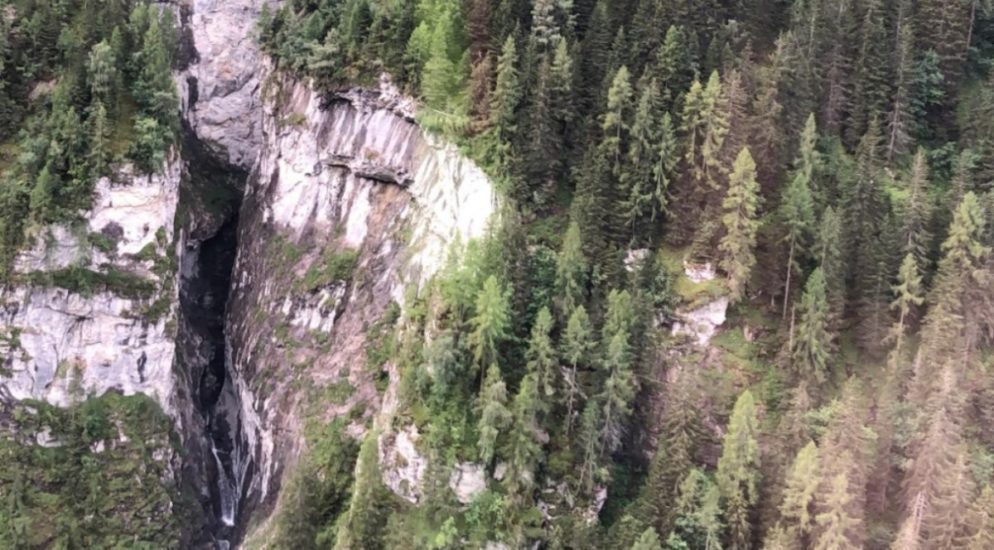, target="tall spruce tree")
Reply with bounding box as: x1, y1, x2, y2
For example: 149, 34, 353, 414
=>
779, 114, 819, 318
716, 390, 761, 550
792, 268, 833, 383
561, 305, 594, 434
719, 148, 761, 303
478, 363, 512, 465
